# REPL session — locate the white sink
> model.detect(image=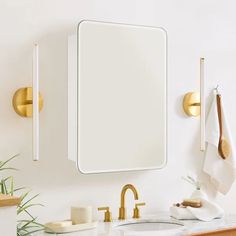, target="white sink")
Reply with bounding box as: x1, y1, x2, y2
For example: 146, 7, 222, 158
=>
114, 220, 184, 236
